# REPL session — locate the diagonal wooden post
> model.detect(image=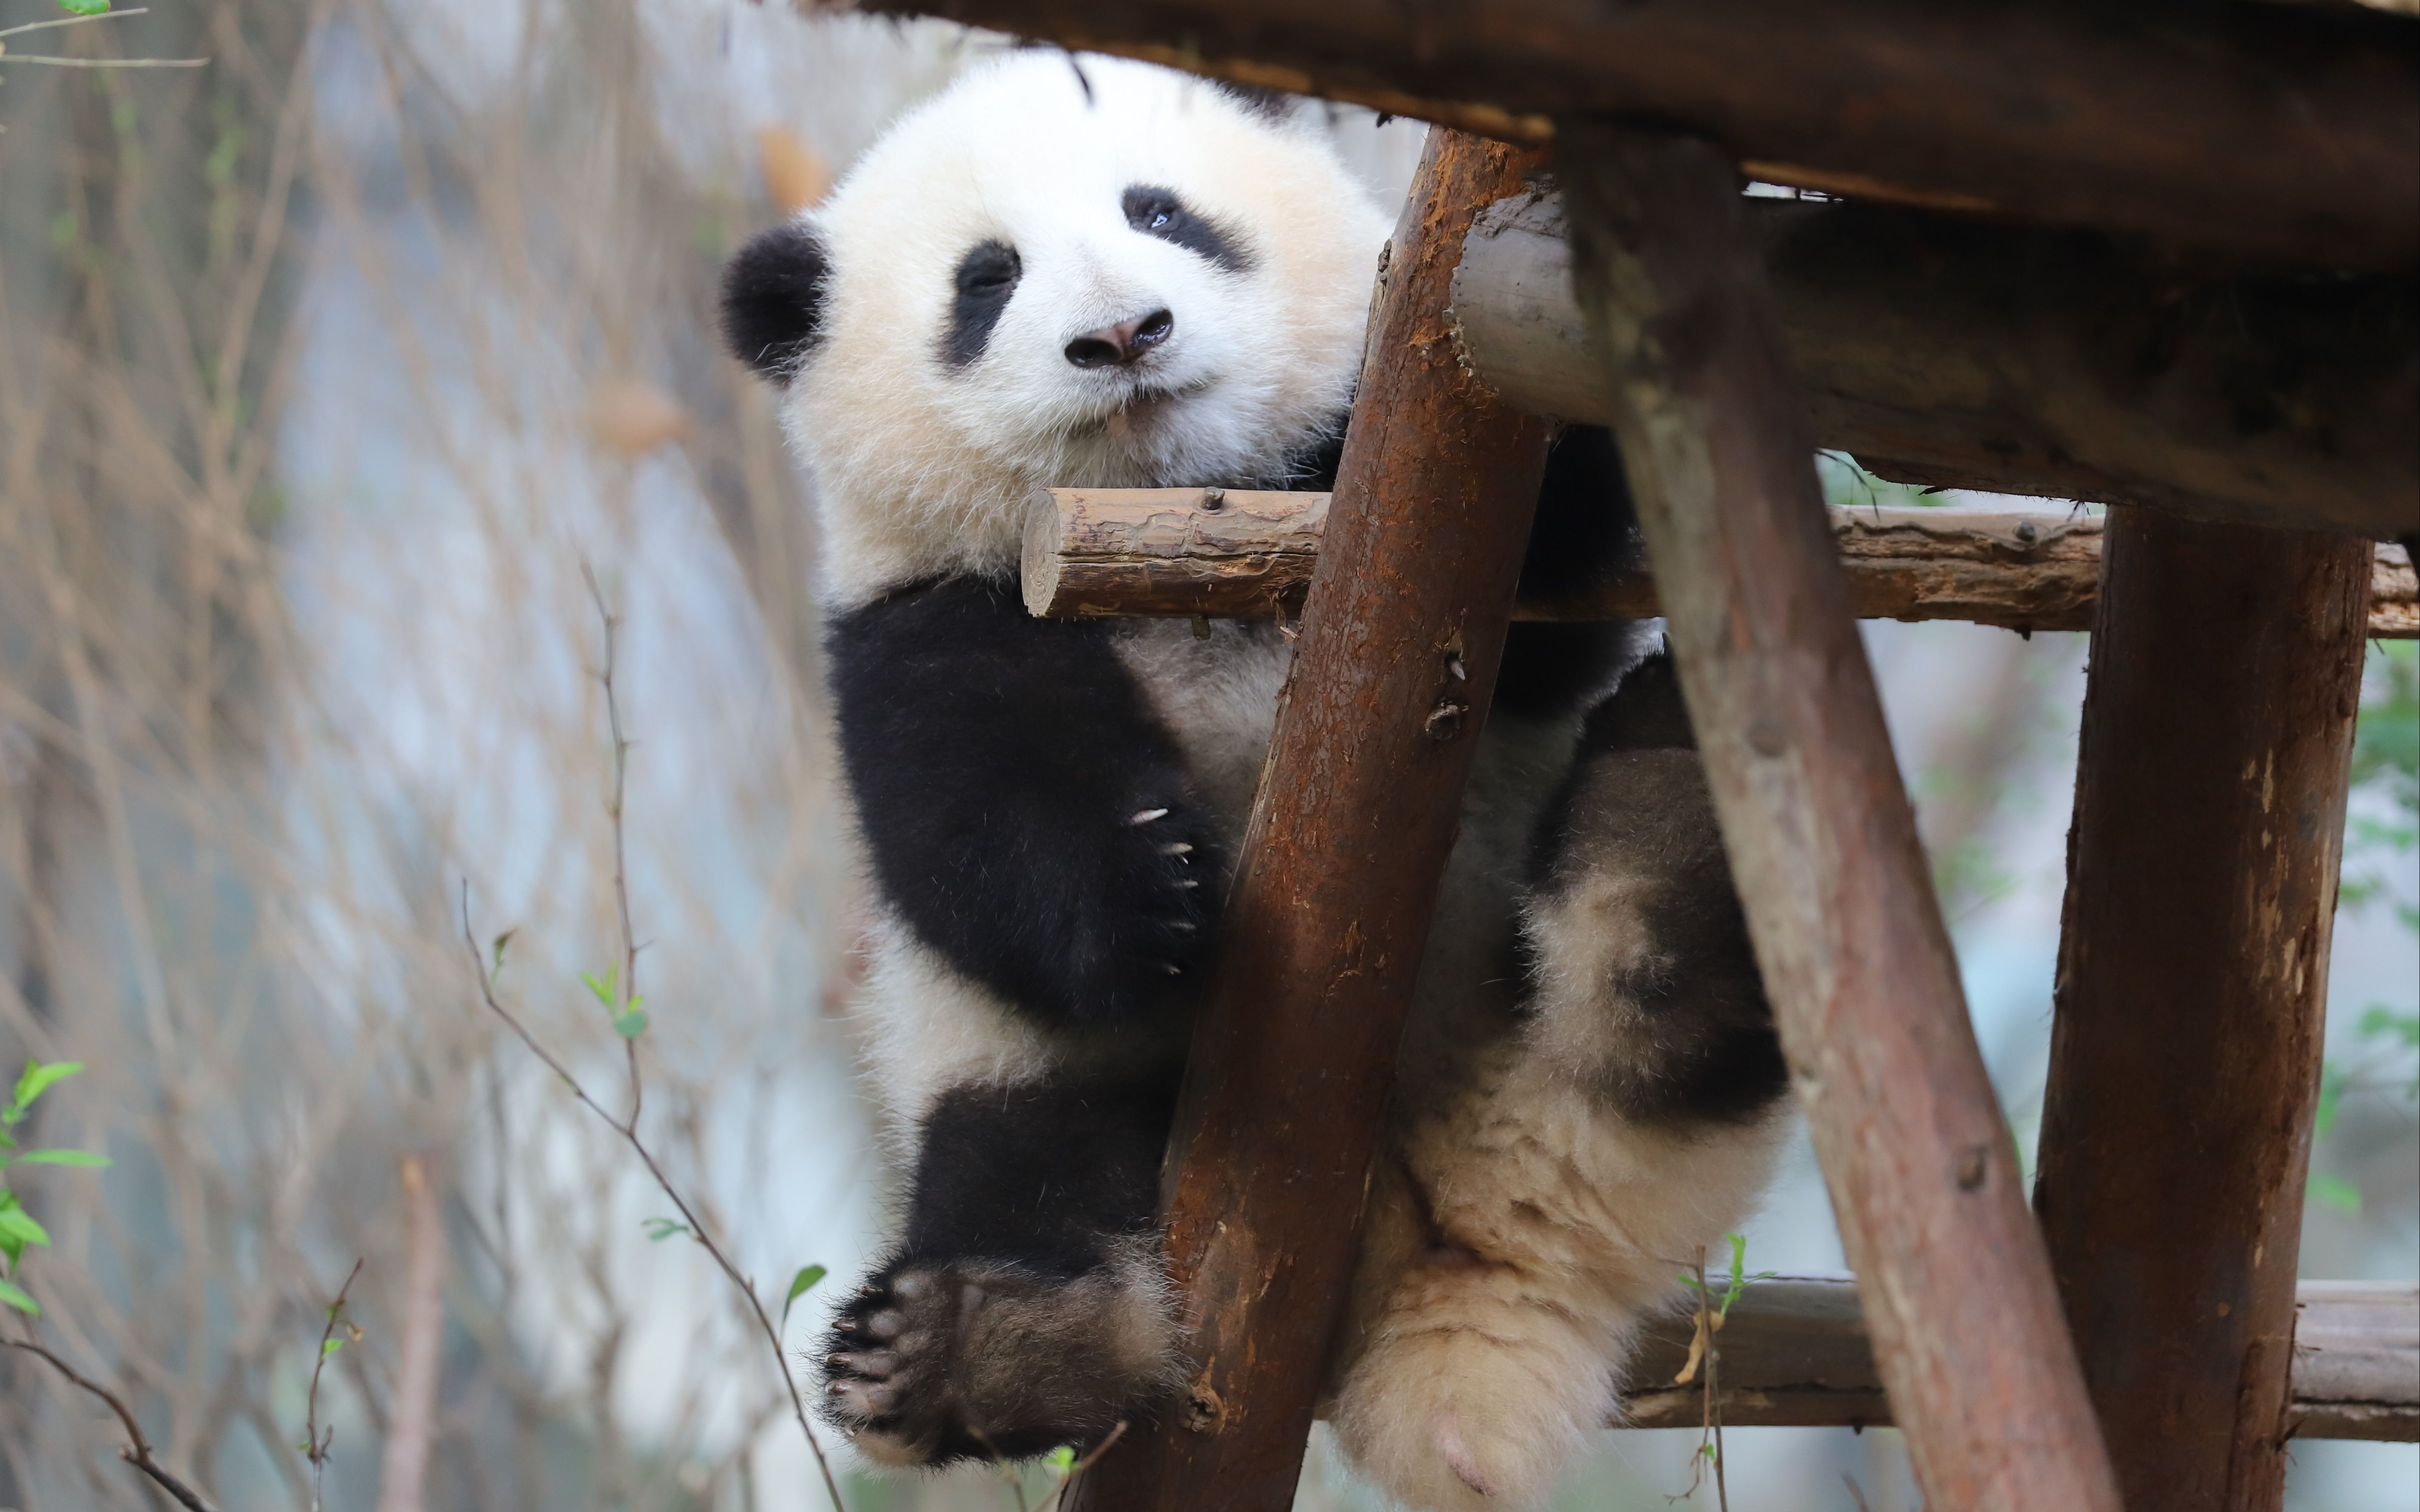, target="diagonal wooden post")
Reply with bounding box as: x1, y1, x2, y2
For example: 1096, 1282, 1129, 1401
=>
1064, 129, 1553, 1511
2035, 507, 2374, 1511
1553, 120, 2124, 1512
